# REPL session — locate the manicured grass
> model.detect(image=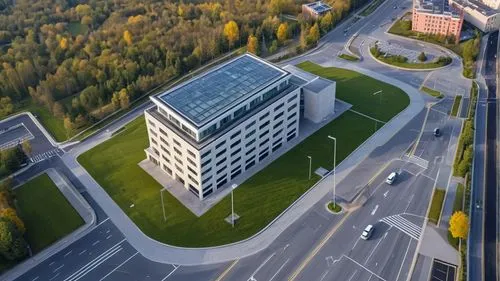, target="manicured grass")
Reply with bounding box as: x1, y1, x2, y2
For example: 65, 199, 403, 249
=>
297, 61, 409, 122
370, 48, 451, 70
451, 95, 463, 117
448, 183, 464, 249
328, 202, 342, 213
421, 86, 444, 99
15, 174, 84, 253
360, 0, 386, 17
428, 188, 445, 224
78, 64, 409, 247
338, 53, 360, 61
